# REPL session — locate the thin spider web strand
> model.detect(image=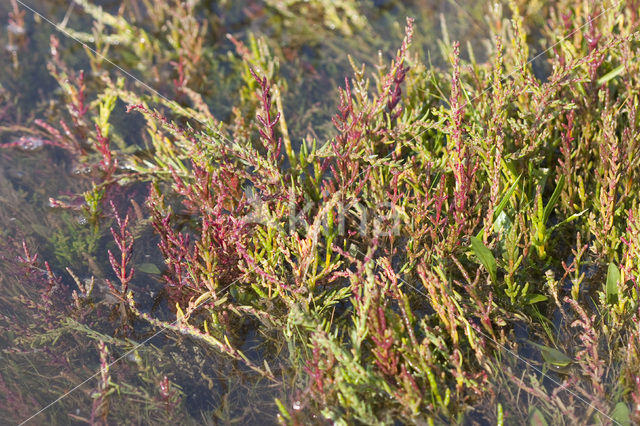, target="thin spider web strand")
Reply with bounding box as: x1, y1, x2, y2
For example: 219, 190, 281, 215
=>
14, 0, 627, 423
